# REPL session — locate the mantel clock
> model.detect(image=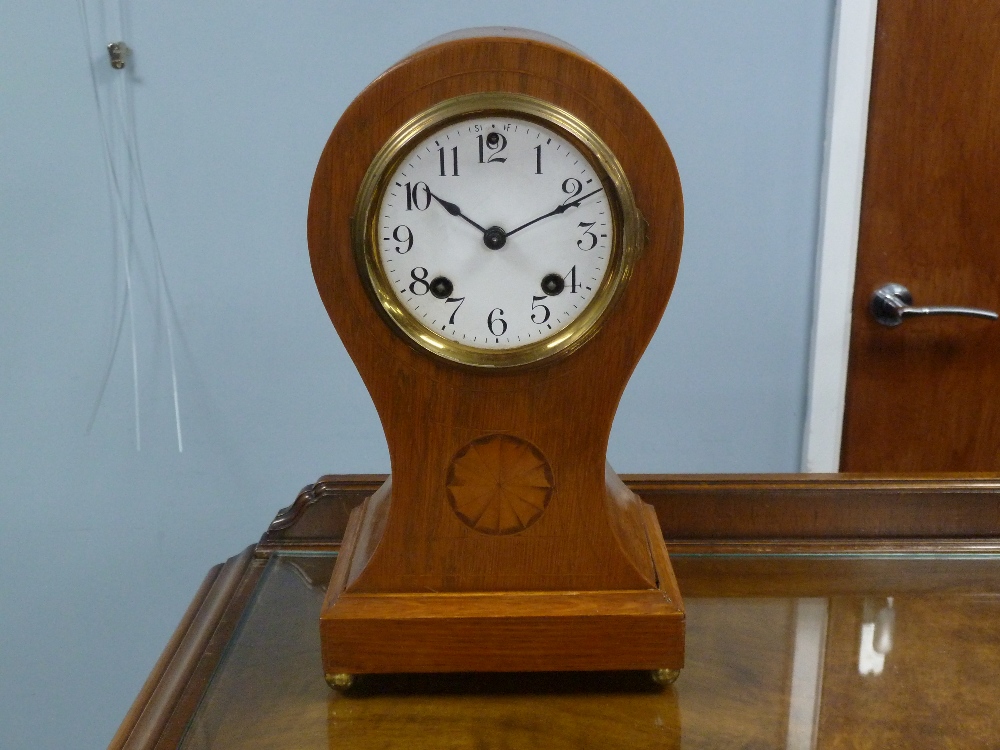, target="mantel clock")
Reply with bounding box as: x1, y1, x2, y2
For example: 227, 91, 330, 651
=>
308, 28, 685, 687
